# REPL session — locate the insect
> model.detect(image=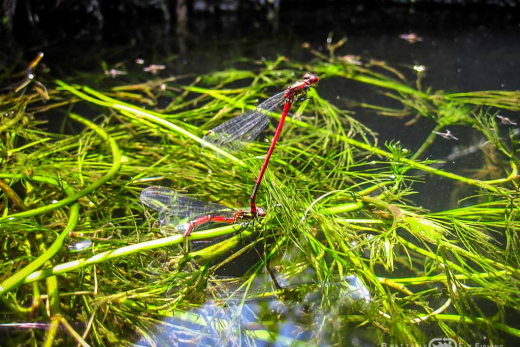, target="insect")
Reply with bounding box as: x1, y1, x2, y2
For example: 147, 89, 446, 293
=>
202, 73, 319, 217
399, 33, 423, 43
432, 130, 458, 140
140, 186, 265, 237
497, 115, 517, 126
